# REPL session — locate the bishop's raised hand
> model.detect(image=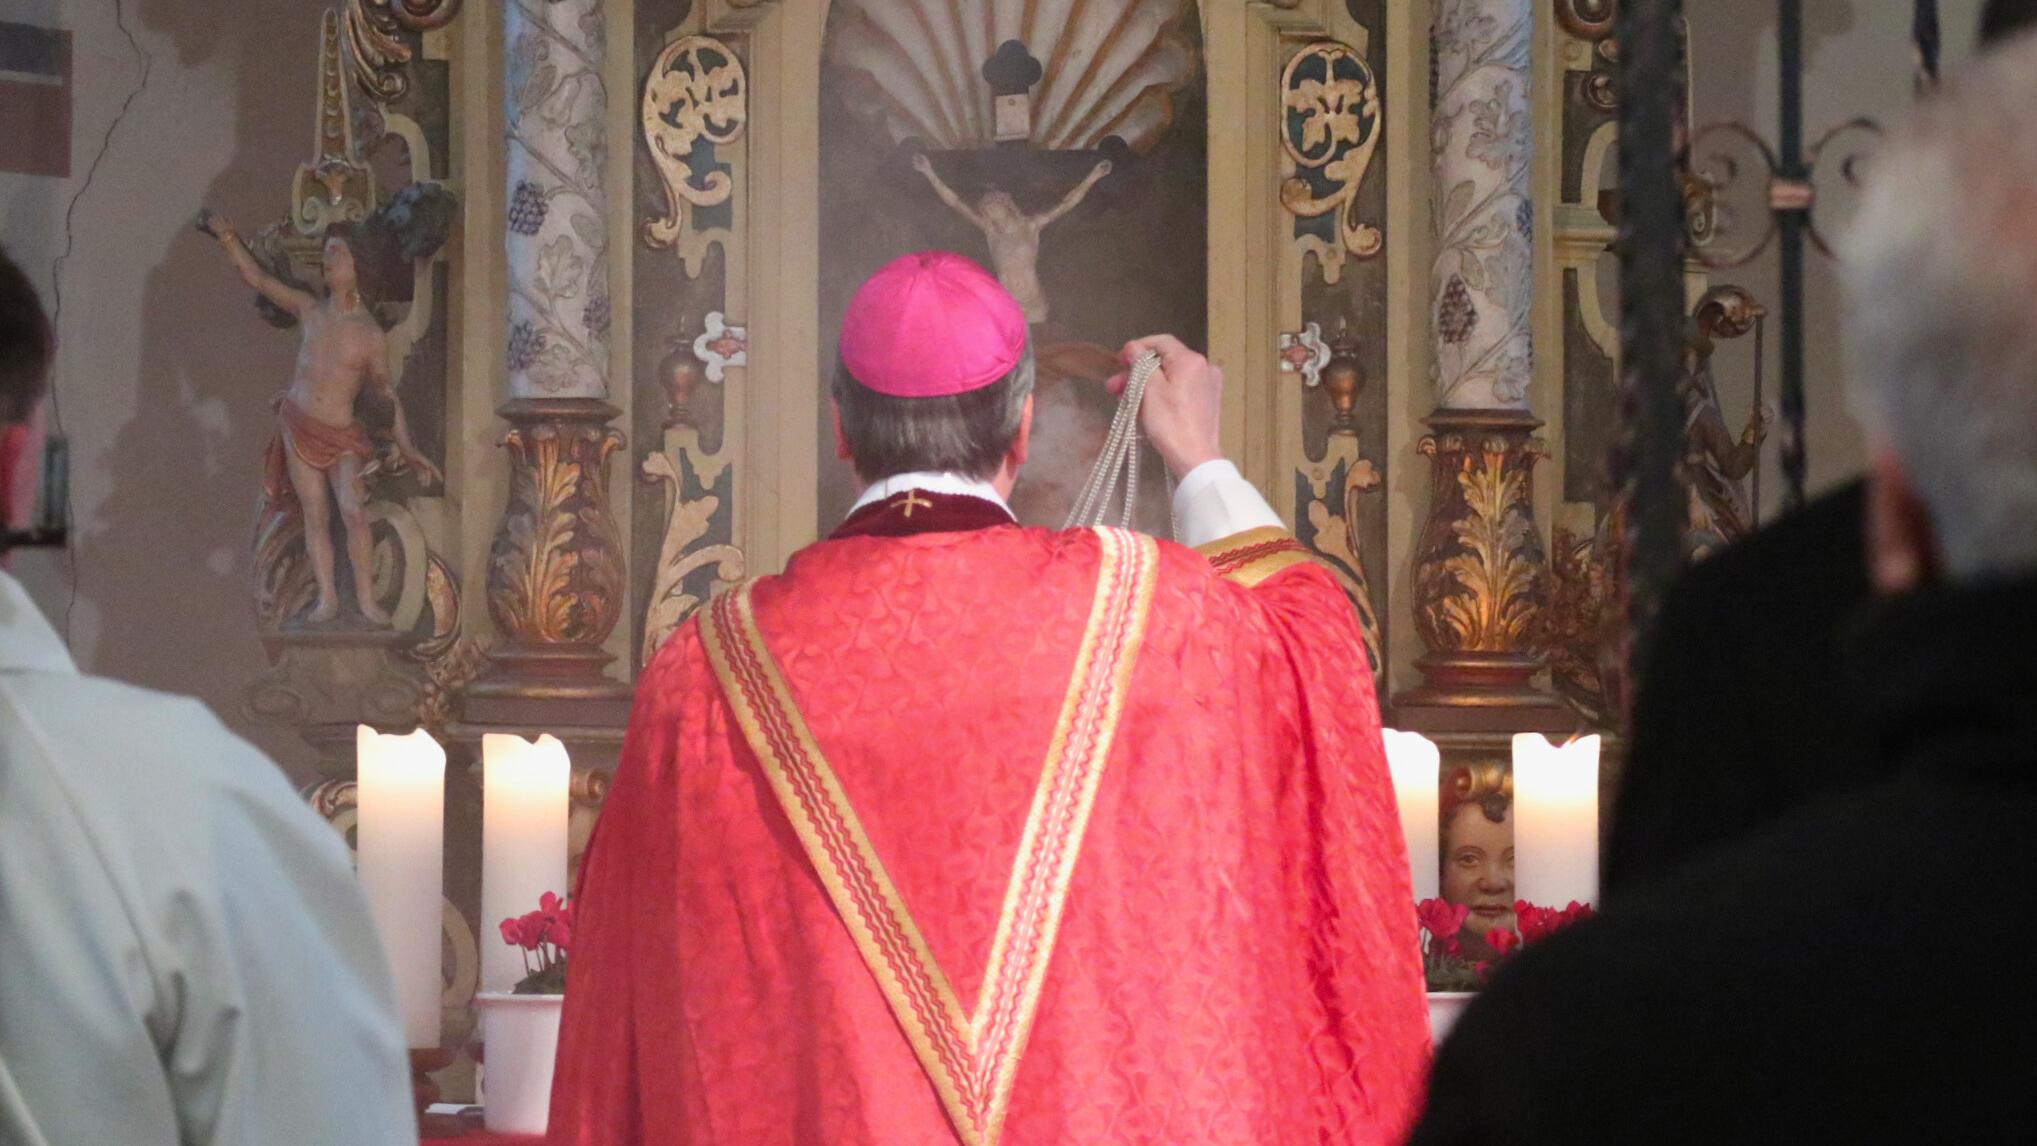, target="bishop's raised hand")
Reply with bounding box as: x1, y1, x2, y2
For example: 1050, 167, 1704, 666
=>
1107, 334, 1225, 480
